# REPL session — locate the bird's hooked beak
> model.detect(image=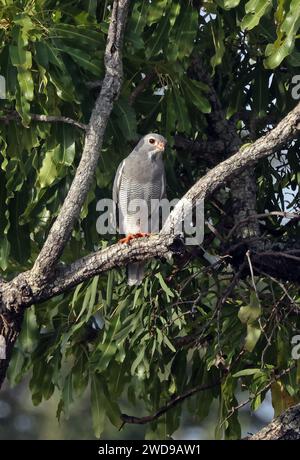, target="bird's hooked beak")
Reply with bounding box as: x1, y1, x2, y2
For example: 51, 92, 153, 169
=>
157, 140, 167, 151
